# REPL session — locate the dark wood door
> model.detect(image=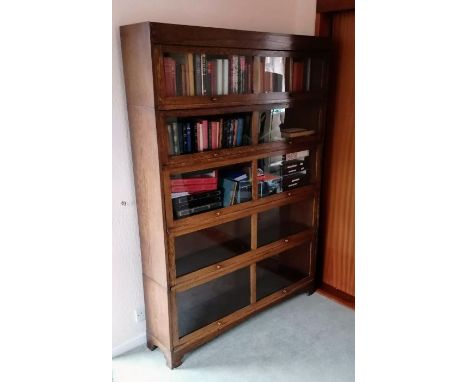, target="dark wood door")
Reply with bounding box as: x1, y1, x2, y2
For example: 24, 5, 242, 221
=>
318, 9, 355, 302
